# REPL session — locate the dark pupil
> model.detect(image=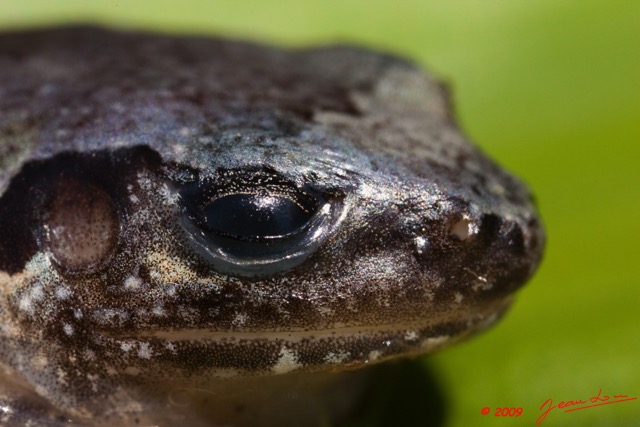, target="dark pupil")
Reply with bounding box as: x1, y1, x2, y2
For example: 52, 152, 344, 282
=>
204, 194, 313, 240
